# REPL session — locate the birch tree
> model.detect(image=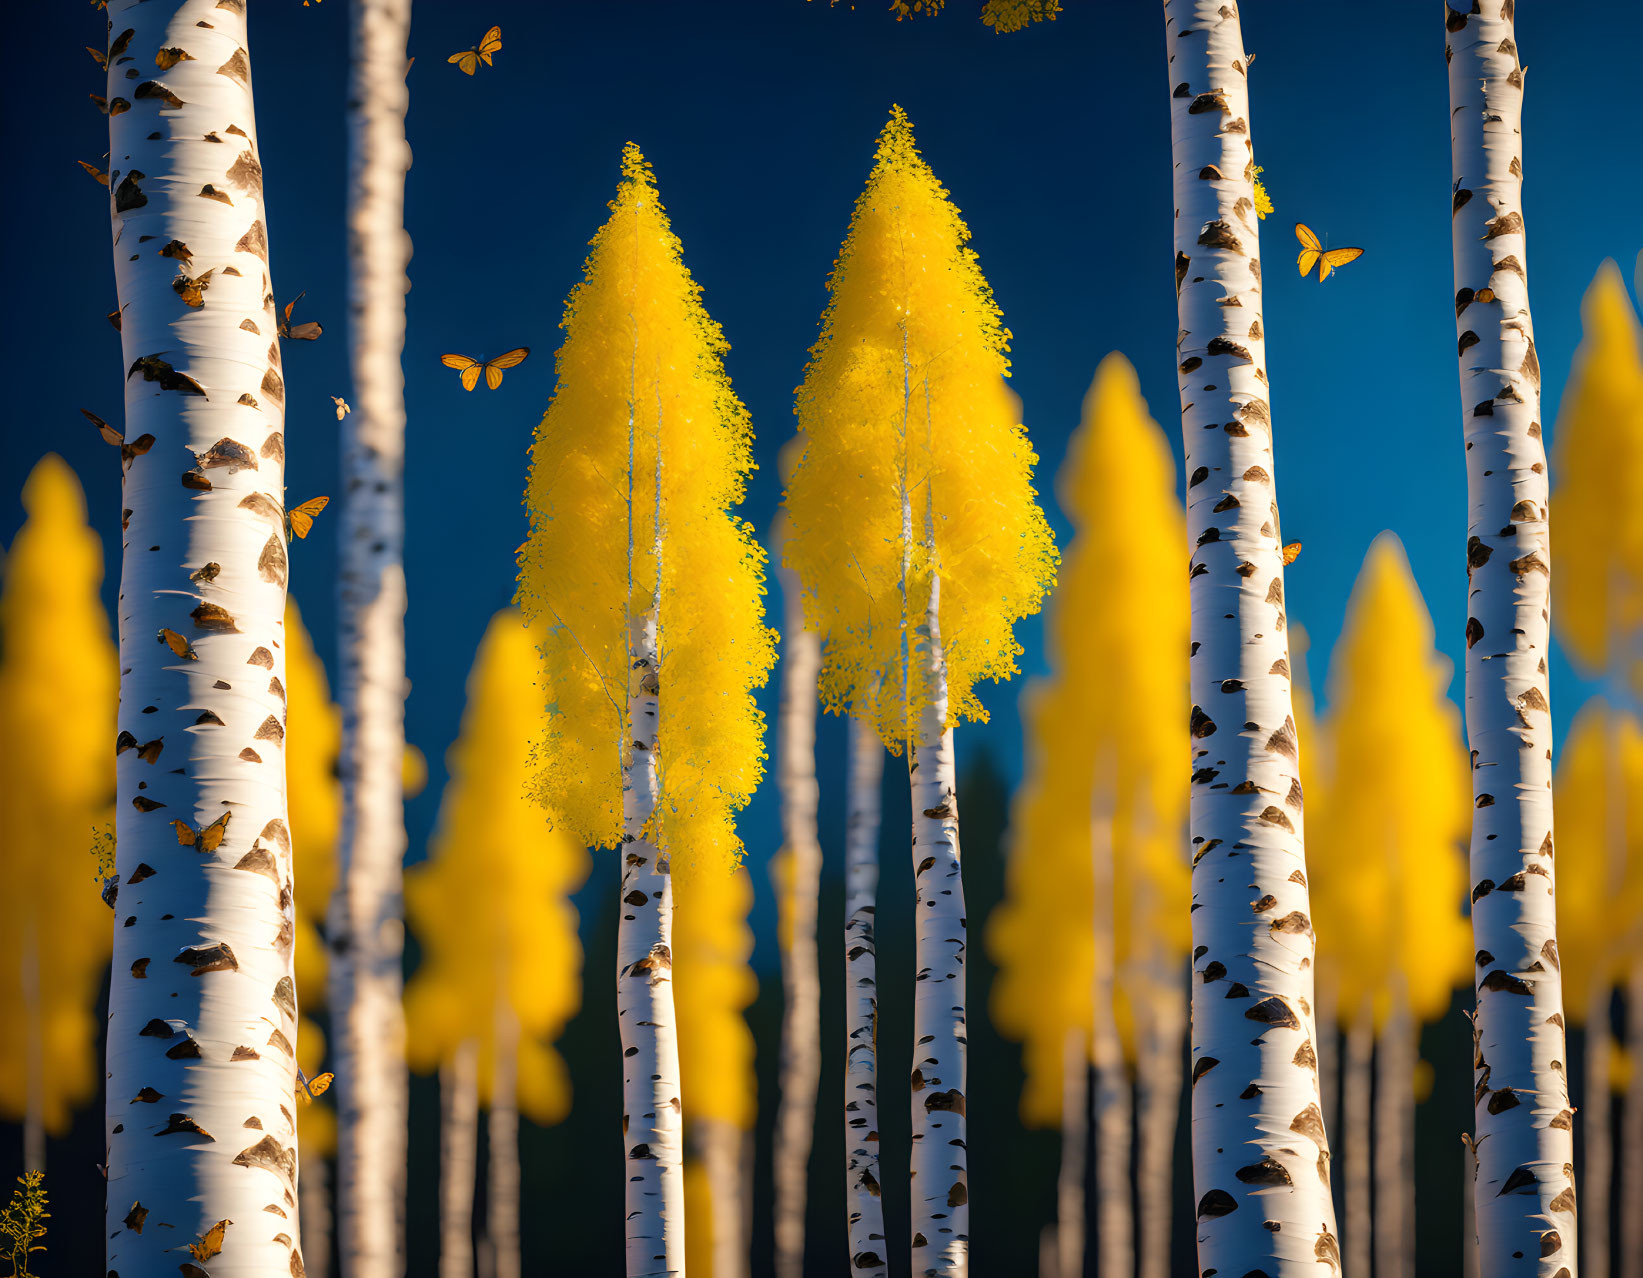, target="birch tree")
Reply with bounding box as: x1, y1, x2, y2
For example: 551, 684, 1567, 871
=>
0, 457, 116, 1174
676, 863, 759, 1278
403, 609, 588, 1278
1164, 3, 1338, 1269
785, 107, 1056, 1278
987, 354, 1187, 1278
100, 2, 307, 1268
518, 145, 774, 1276
329, 3, 414, 1270
844, 714, 888, 1277
1445, 7, 1577, 1270
1308, 536, 1472, 1278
